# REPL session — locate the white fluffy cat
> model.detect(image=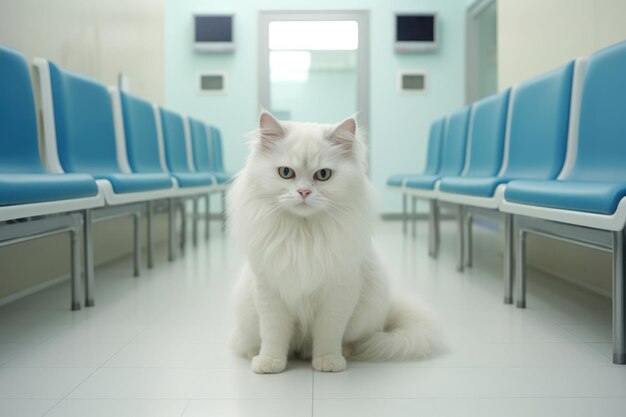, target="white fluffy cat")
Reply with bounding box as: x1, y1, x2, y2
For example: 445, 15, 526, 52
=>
228, 112, 442, 373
